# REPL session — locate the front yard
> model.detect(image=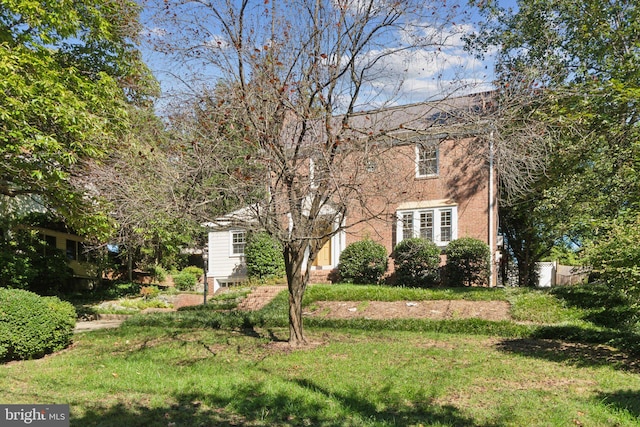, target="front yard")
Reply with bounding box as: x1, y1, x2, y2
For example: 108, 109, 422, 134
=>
1, 284, 639, 426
